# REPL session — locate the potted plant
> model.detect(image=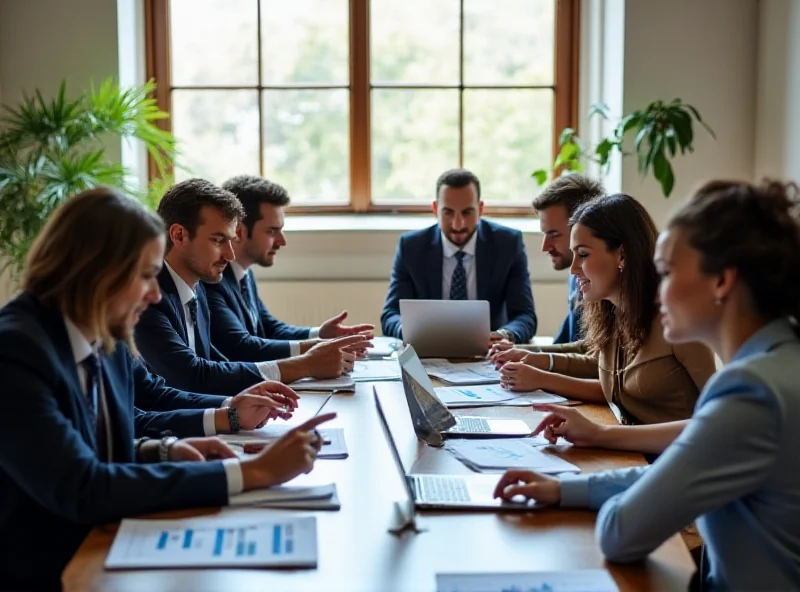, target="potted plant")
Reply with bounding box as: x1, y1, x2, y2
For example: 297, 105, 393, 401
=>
533, 99, 715, 197
0, 78, 175, 278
